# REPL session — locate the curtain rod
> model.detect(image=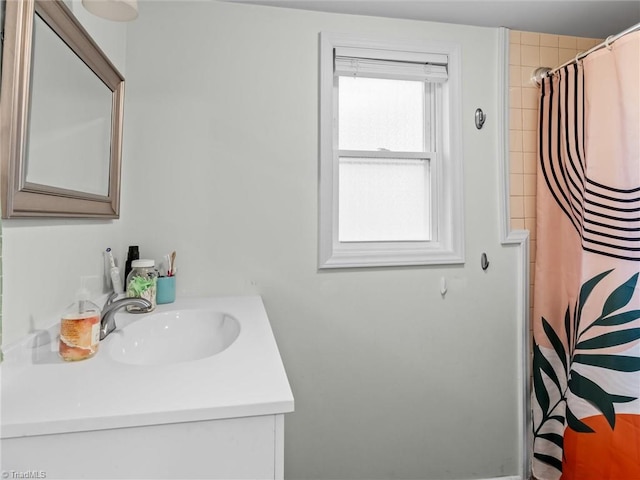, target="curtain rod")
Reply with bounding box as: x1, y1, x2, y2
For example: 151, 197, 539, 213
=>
532, 21, 640, 85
